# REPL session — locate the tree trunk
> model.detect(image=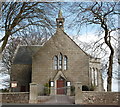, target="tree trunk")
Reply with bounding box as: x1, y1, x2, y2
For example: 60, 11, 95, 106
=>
104, 28, 114, 91
107, 51, 114, 91
0, 31, 11, 53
